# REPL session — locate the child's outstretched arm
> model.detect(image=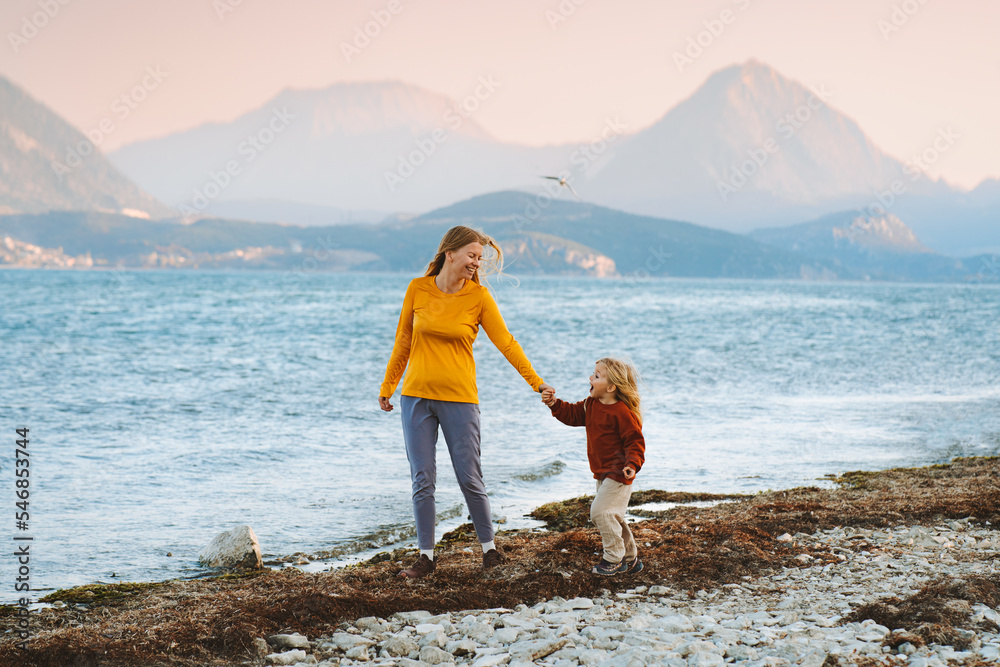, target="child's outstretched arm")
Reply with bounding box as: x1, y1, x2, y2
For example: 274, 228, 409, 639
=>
547, 397, 587, 427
